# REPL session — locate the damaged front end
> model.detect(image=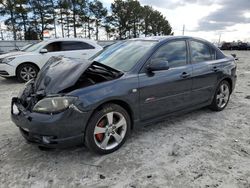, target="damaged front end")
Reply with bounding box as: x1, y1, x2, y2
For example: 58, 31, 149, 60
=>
15, 56, 123, 113
11, 56, 123, 148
